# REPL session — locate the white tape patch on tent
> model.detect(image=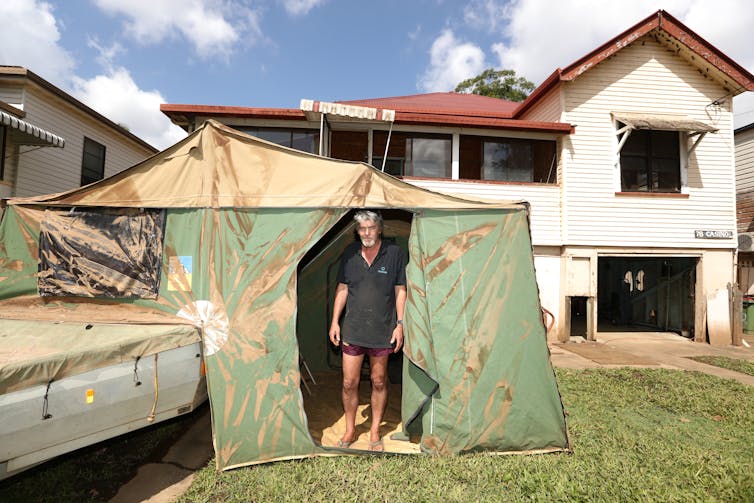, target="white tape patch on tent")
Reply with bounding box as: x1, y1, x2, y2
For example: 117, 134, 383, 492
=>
177, 300, 229, 356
